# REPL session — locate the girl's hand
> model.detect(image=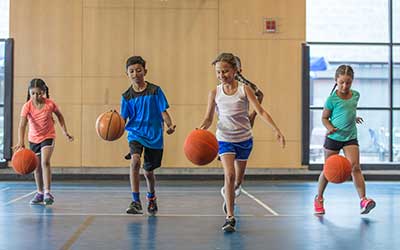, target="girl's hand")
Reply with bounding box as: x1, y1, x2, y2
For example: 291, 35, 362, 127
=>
12, 143, 25, 152
64, 132, 74, 142
275, 131, 286, 149
356, 116, 364, 124
166, 125, 176, 135
326, 127, 338, 135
